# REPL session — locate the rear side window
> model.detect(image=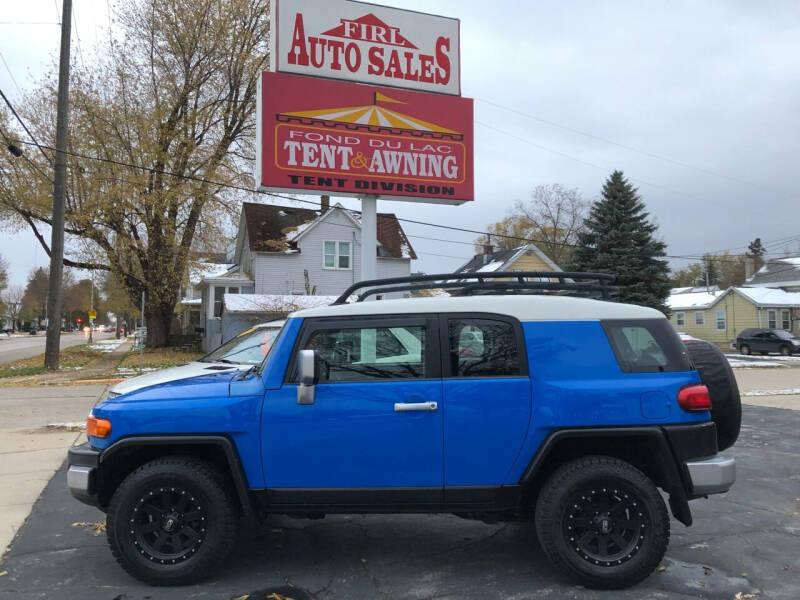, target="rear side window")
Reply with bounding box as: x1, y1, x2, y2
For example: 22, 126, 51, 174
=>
602, 319, 691, 373
447, 318, 522, 377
